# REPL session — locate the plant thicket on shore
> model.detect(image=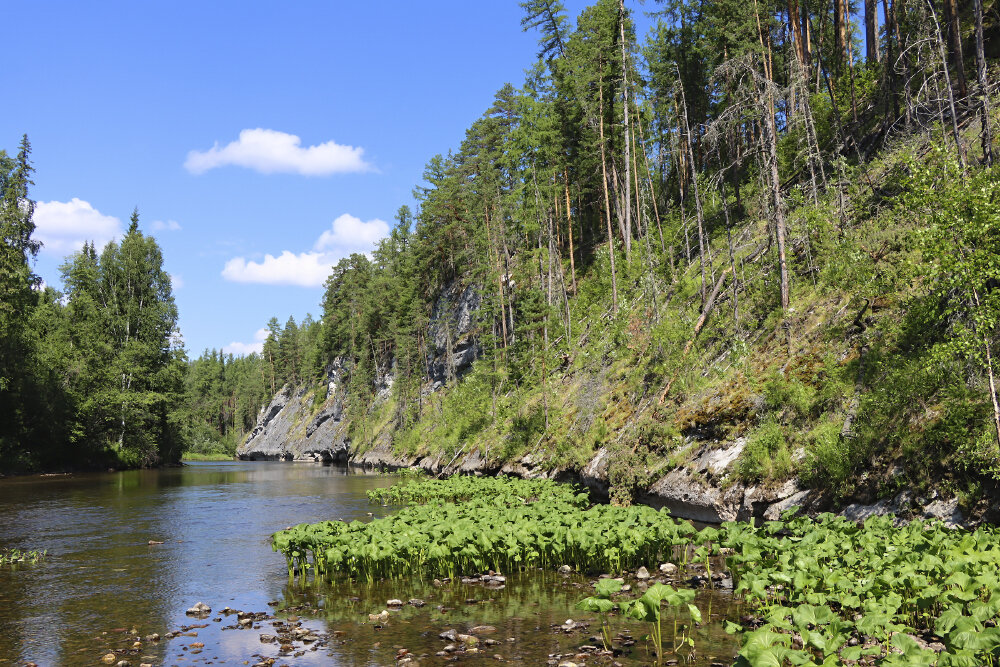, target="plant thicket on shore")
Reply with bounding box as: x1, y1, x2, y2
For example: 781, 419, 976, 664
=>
276, 476, 1000, 666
